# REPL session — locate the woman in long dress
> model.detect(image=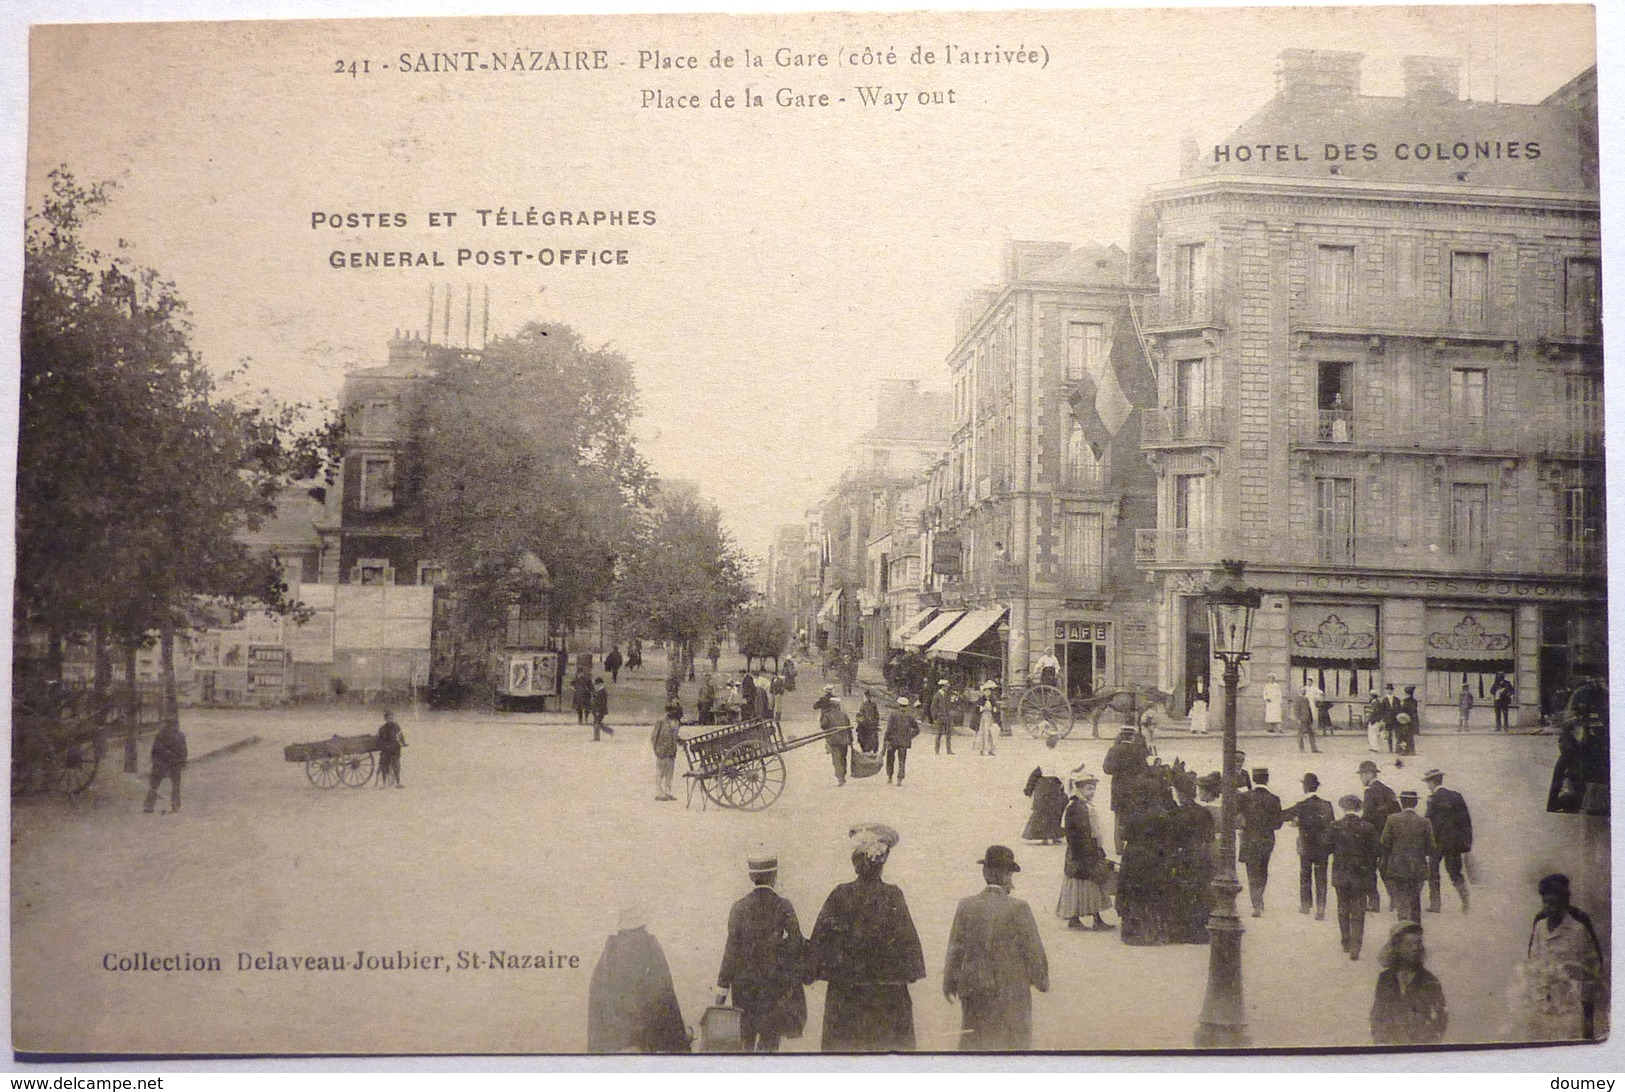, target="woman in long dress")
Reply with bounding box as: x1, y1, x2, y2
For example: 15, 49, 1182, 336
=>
1056, 770, 1114, 931
806, 822, 926, 1051
1511, 873, 1607, 1040
1022, 766, 1067, 843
